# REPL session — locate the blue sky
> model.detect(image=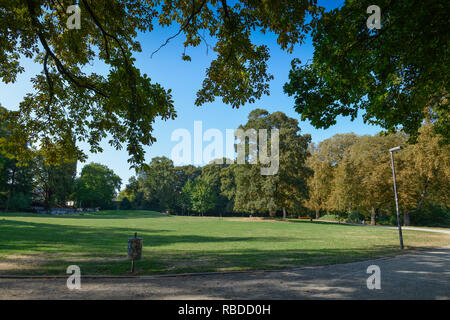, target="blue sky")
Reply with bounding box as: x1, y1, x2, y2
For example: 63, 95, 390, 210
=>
0, 0, 382, 188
